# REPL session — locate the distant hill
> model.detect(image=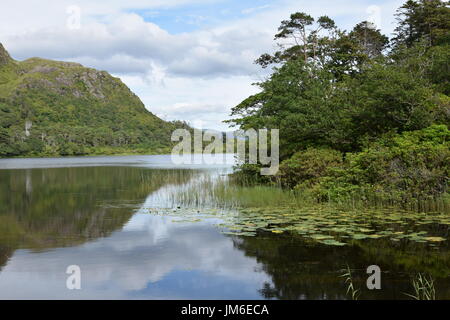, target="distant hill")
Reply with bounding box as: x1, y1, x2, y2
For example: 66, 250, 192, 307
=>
0, 43, 189, 157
